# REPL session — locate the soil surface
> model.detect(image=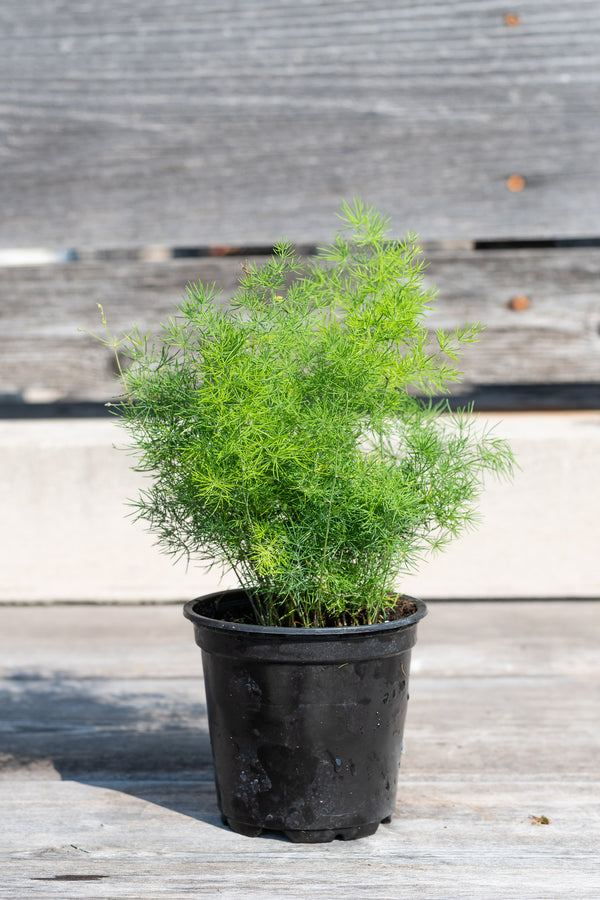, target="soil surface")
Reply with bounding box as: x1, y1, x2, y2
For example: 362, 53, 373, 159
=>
206, 593, 418, 628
